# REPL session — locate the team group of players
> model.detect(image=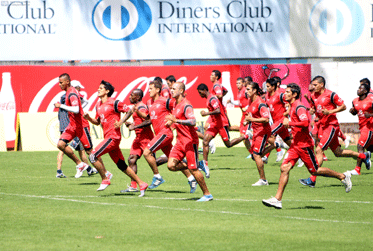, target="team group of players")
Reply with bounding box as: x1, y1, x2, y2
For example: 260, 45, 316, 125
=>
54, 71, 372, 207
